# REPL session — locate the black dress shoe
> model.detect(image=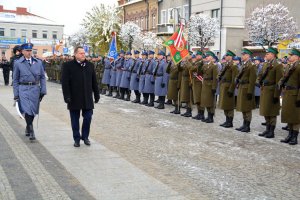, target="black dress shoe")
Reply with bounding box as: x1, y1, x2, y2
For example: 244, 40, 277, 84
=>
74, 142, 80, 147
84, 139, 91, 146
